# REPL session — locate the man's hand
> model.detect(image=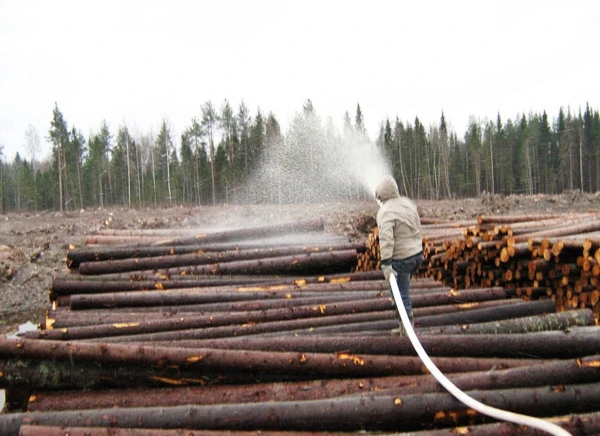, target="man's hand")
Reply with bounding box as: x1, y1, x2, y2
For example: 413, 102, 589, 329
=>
382, 265, 396, 283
